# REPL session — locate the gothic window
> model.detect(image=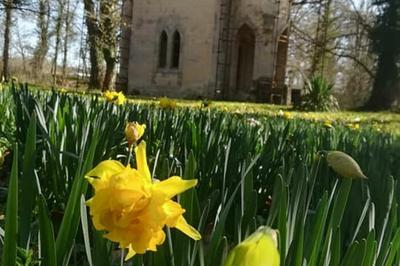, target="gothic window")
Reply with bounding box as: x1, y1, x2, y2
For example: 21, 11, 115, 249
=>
171, 31, 181, 69
158, 31, 168, 68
